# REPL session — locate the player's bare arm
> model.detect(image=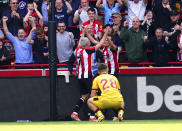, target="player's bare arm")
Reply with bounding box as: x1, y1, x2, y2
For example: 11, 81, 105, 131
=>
95, 28, 109, 50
